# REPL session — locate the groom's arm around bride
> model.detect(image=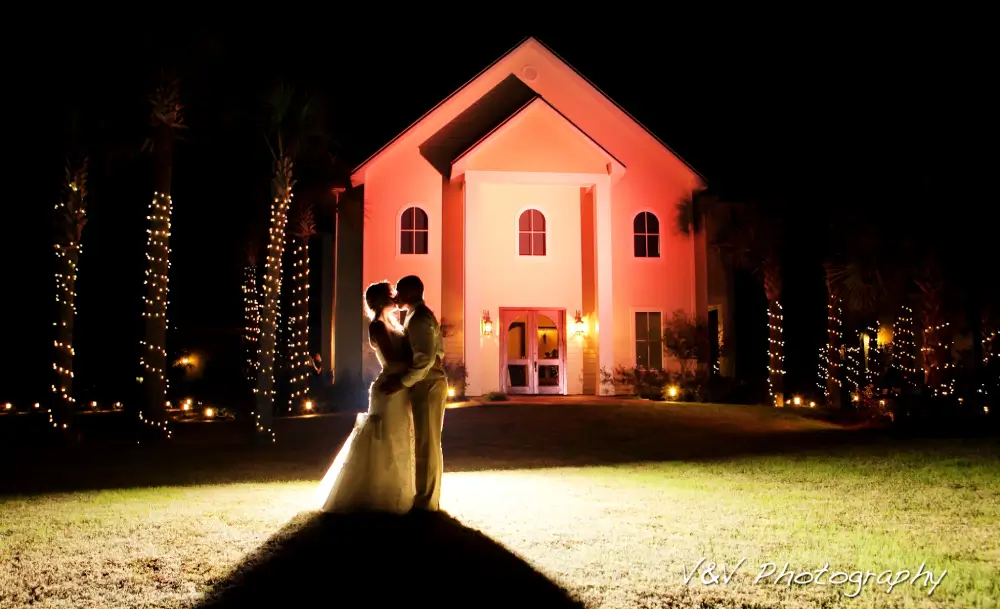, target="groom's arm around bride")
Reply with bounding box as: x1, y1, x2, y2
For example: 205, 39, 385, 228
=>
379, 304, 444, 394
